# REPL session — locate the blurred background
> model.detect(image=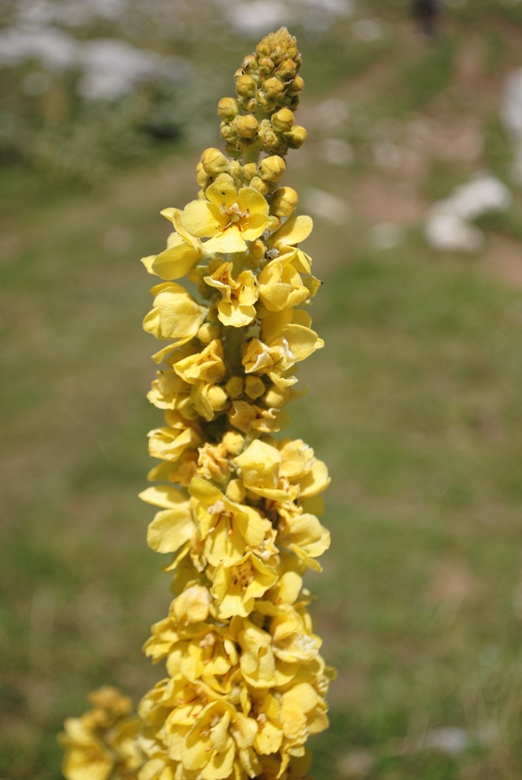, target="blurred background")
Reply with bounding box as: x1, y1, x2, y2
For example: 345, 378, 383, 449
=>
1, 1, 522, 778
